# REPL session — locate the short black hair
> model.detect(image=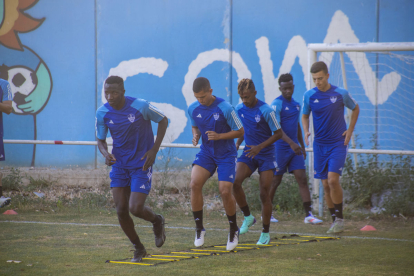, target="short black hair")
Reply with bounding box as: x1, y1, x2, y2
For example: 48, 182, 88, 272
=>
105, 75, 124, 85
310, 61, 328, 74
193, 77, 211, 93
237, 78, 255, 95
278, 73, 293, 85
